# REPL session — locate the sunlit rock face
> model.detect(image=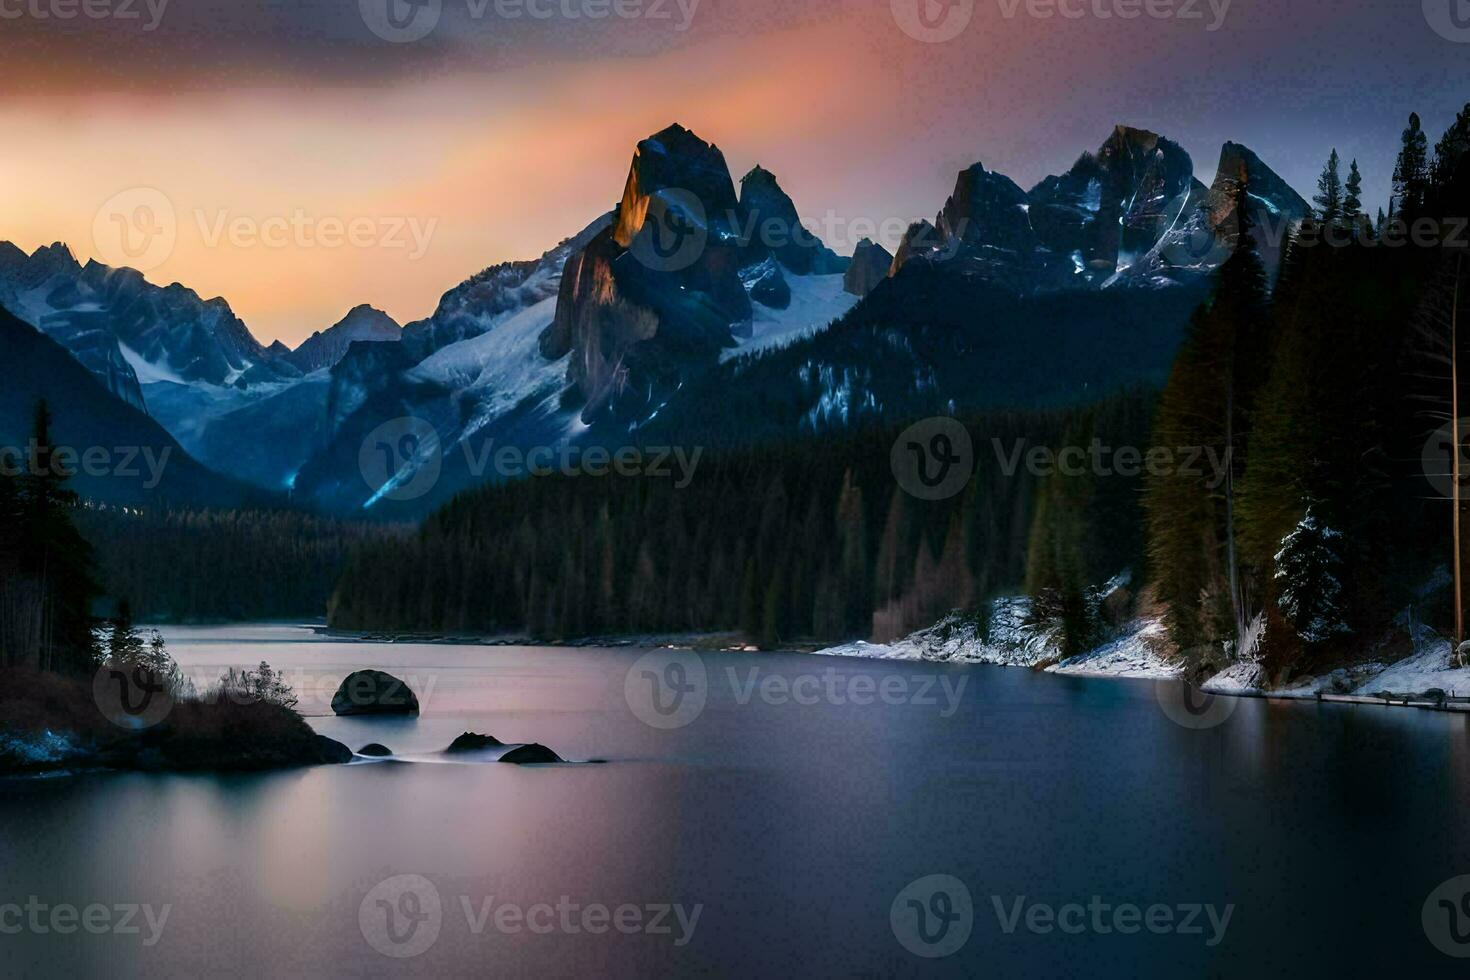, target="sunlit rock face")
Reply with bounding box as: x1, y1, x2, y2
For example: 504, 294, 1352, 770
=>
889, 219, 945, 277
845, 238, 893, 297
546, 124, 757, 422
